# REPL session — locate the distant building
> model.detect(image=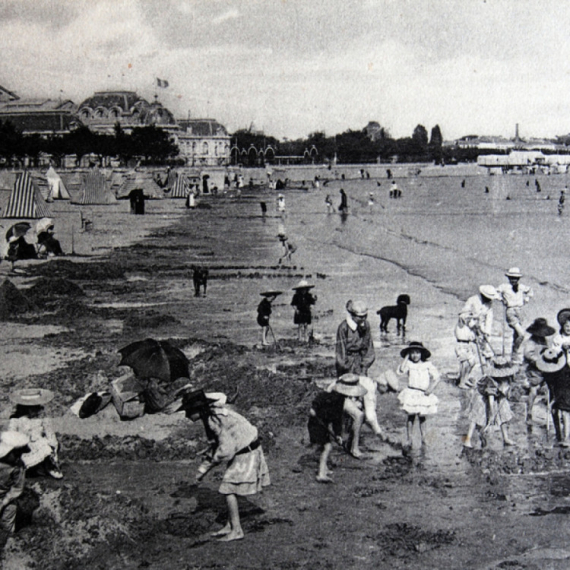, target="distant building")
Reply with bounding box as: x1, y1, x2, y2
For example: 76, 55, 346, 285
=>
0, 91, 80, 136
76, 90, 176, 134
174, 118, 231, 166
